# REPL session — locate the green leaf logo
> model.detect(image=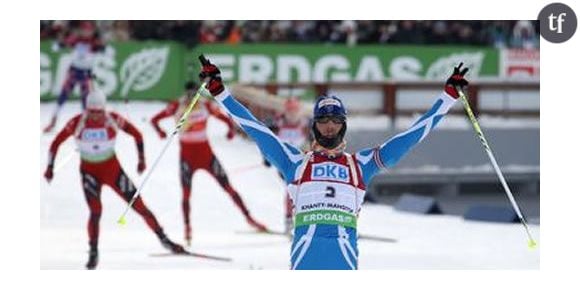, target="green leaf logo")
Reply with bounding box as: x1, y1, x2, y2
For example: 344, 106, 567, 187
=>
426, 52, 484, 80
120, 46, 169, 97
